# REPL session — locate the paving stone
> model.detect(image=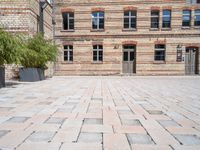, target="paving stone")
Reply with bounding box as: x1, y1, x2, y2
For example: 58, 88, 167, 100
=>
44, 117, 66, 124
91, 97, 103, 101
38, 102, 52, 105
147, 110, 164, 115
158, 120, 180, 127
174, 134, 200, 145
117, 110, 134, 115
126, 133, 155, 144
5, 117, 30, 123
27, 131, 56, 142
0, 107, 14, 111
17, 142, 61, 150
78, 132, 102, 143
103, 133, 131, 150
120, 119, 141, 126
60, 143, 102, 150
83, 118, 103, 125
0, 76, 200, 149
0, 130, 10, 138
